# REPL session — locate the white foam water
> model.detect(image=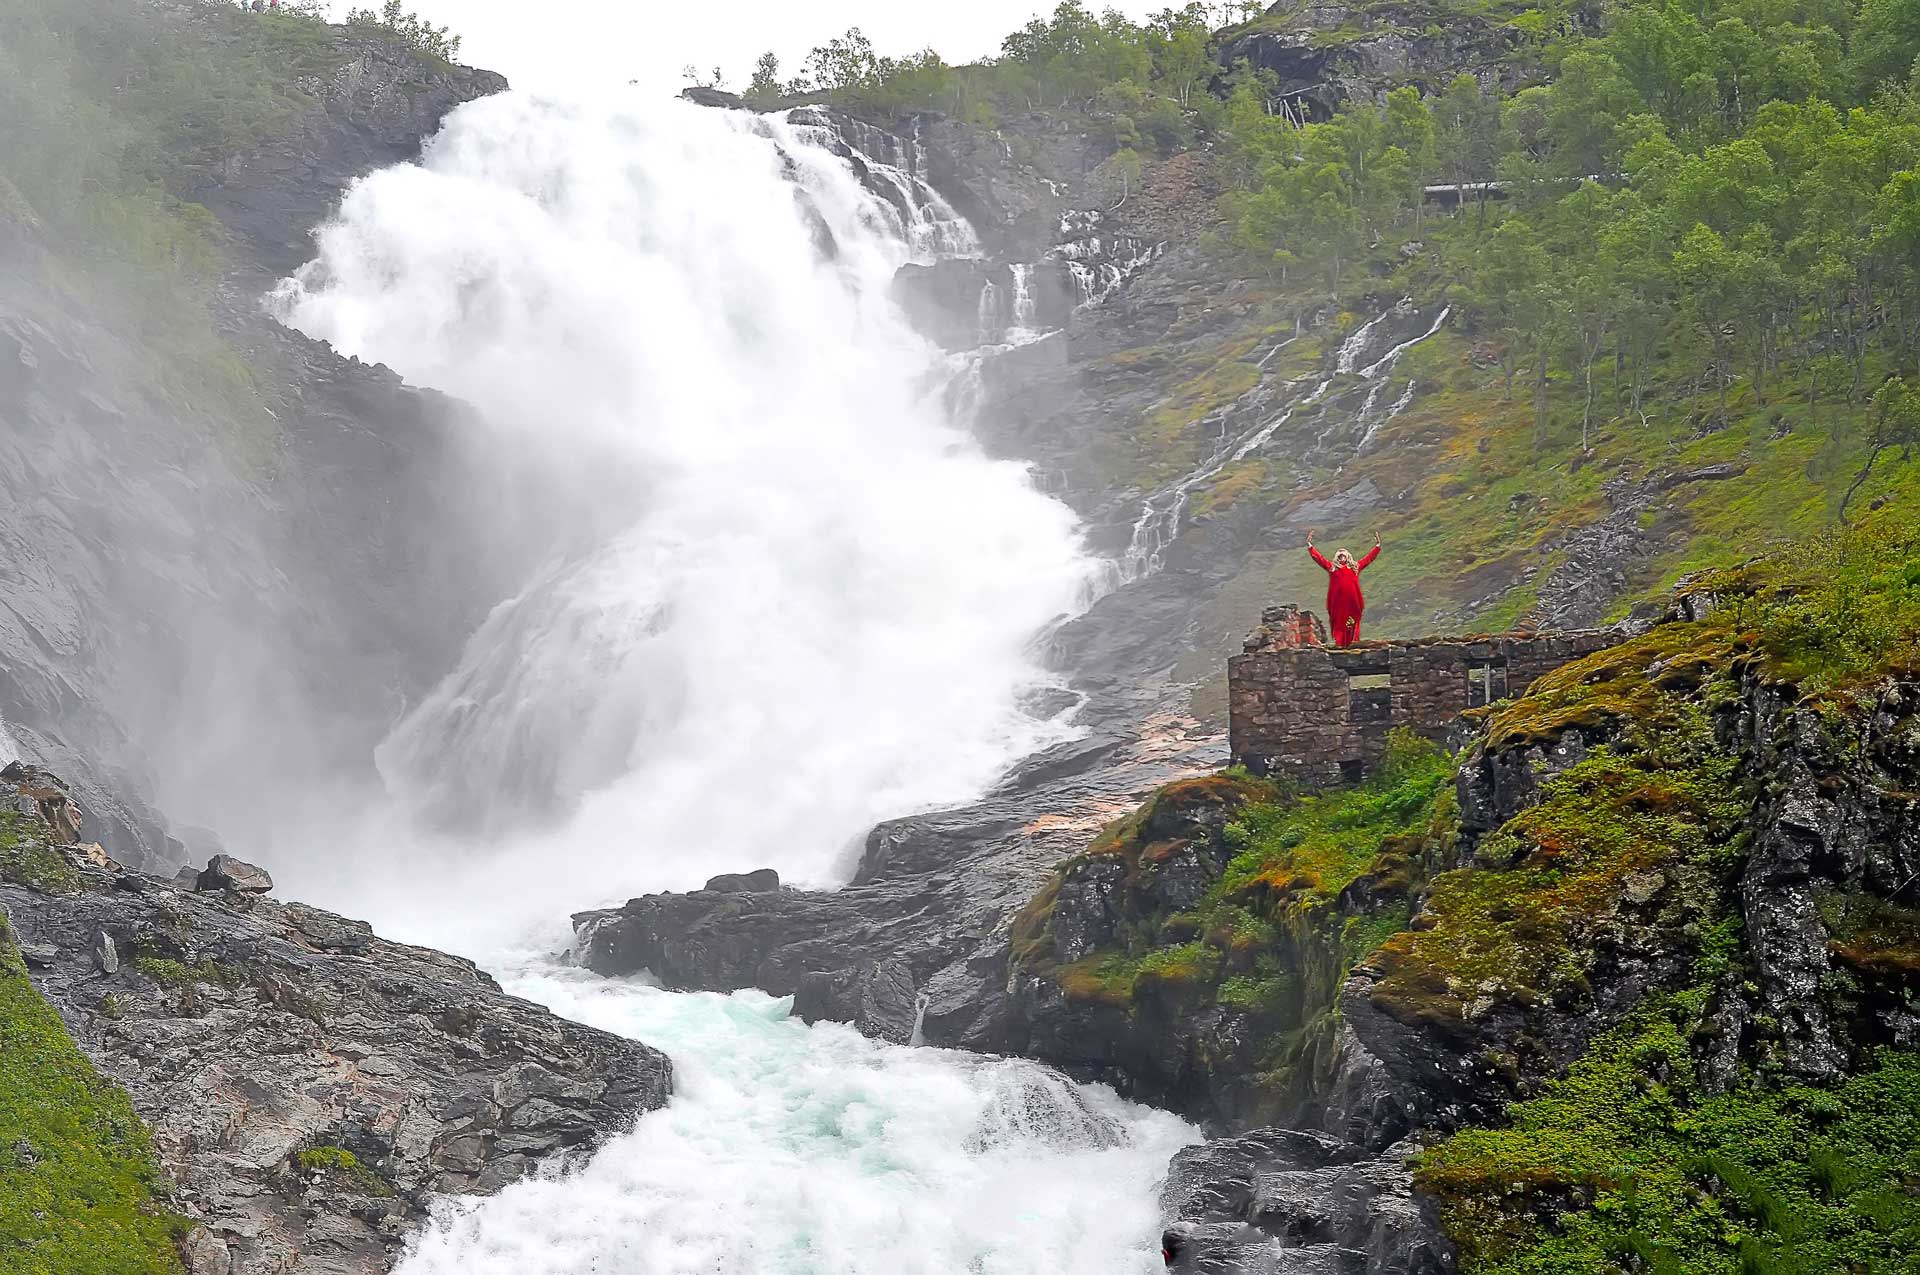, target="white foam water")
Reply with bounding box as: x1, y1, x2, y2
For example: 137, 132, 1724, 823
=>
272, 90, 1100, 931
398, 965, 1195, 1275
